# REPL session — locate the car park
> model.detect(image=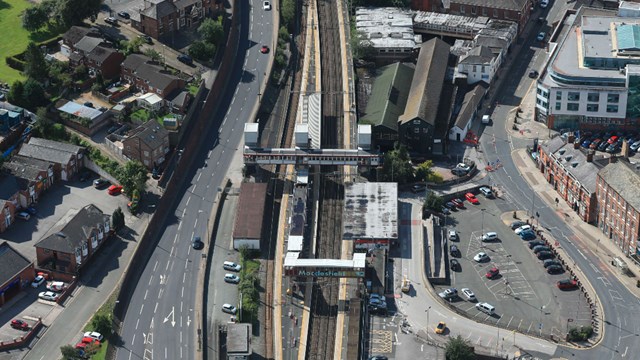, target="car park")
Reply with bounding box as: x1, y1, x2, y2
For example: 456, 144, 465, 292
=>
465, 192, 479, 204
31, 275, 46, 288
107, 185, 123, 195
479, 187, 493, 198
482, 232, 498, 242
461, 288, 476, 302
192, 236, 204, 249
222, 303, 237, 314
46, 281, 66, 292
589, 139, 602, 149
543, 259, 562, 268
532, 245, 550, 254
10, 319, 29, 331
435, 321, 447, 334
486, 267, 500, 279
557, 279, 578, 290
450, 259, 460, 271
547, 265, 564, 274
473, 252, 489, 262
510, 220, 526, 230
448, 230, 457, 241
515, 225, 531, 235
17, 212, 31, 221
438, 288, 458, 299
94, 179, 110, 189
223, 261, 242, 271
520, 230, 536, 241
598, 140, 610, 151
450, 244, 459, 256
38, 291, 59, 301
528, 240, 546, 249
581, 139, 592, 148
537, 251, 555, 260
